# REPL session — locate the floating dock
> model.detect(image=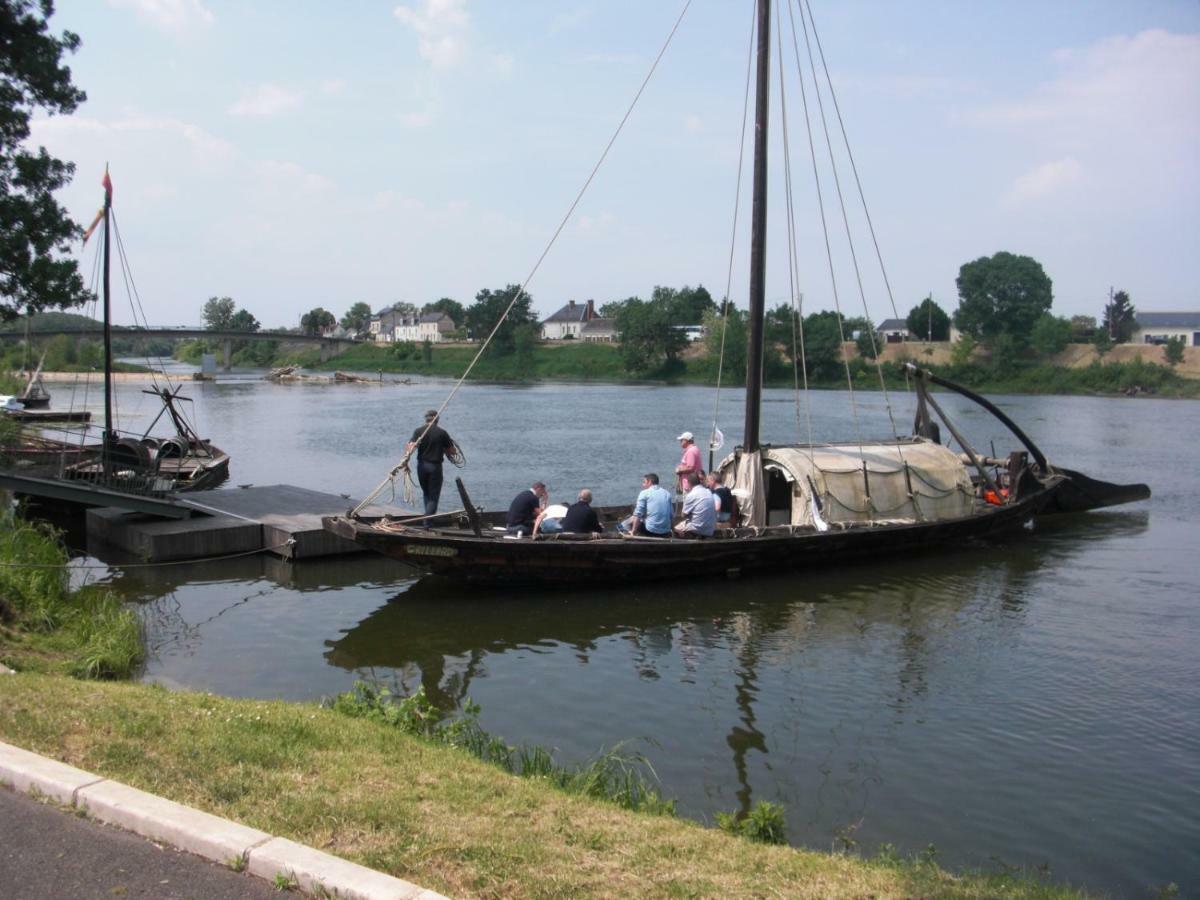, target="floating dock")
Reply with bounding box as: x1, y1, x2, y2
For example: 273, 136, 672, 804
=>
85, 485, 411, 562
